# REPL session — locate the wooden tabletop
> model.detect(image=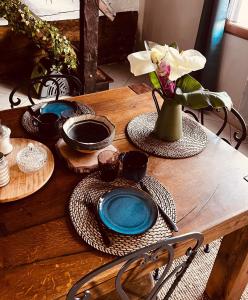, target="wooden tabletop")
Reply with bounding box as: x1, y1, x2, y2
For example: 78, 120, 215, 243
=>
0, 86, 248, 300
0, 138, 54, 203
